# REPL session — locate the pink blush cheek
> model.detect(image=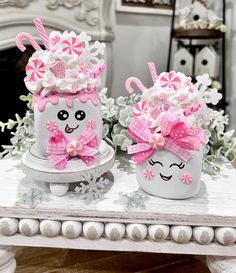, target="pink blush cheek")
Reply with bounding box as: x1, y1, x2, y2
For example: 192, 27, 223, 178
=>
143, 168, 155, 180
87, 119, 96, 129
180, 173, 192, 184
